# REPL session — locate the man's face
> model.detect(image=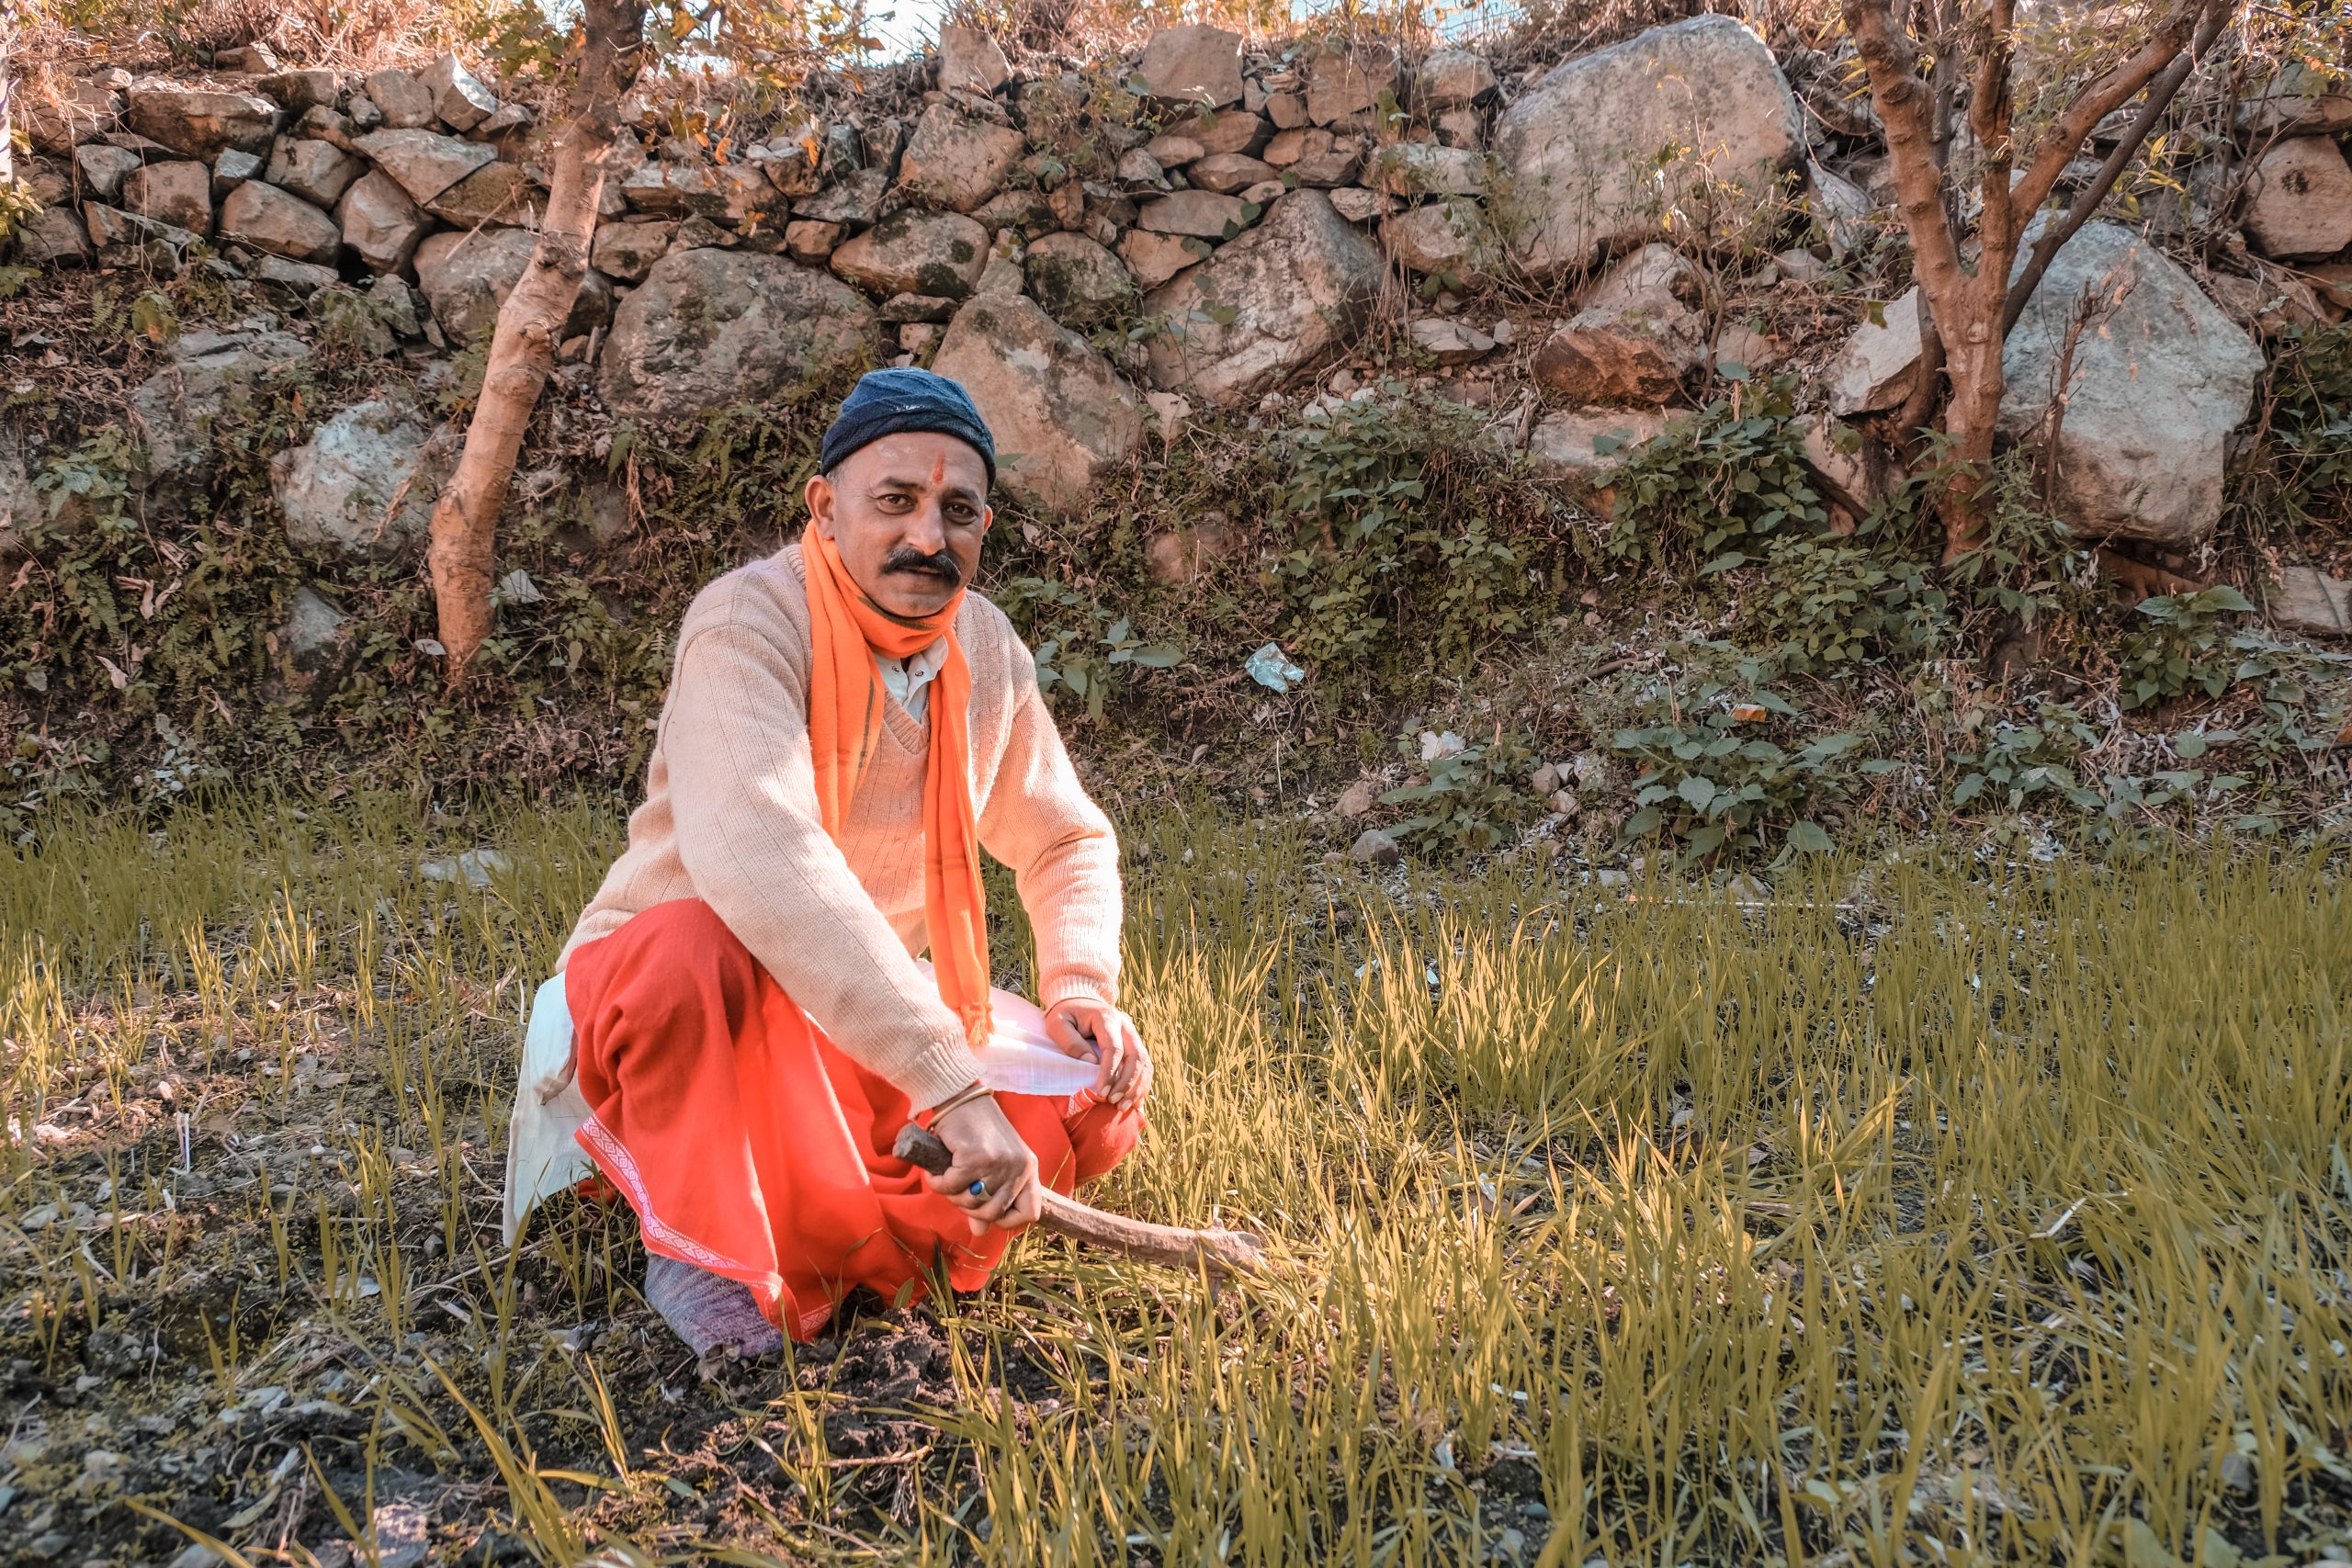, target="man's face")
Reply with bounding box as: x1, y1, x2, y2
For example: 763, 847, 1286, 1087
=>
805, 433, 993, 620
